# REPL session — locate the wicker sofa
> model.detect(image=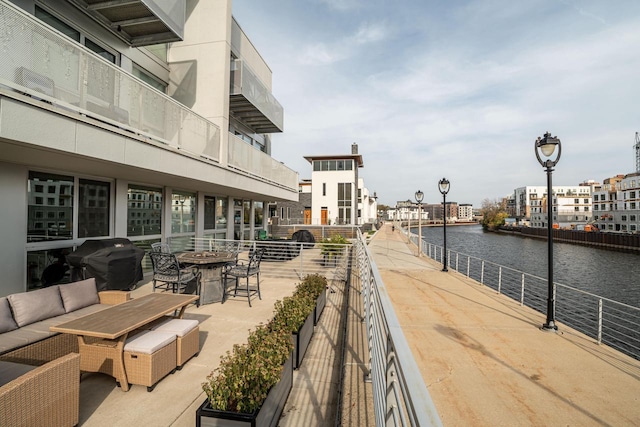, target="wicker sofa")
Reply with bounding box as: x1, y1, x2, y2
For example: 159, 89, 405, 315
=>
0, 278, 130, 365
0, 278, 129, 426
